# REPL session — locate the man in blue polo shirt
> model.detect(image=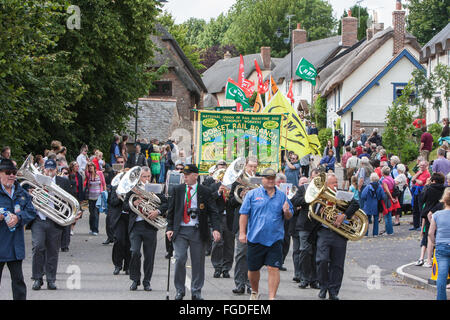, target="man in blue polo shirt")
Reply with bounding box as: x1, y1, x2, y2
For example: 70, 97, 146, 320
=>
239, 168, 293, 300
